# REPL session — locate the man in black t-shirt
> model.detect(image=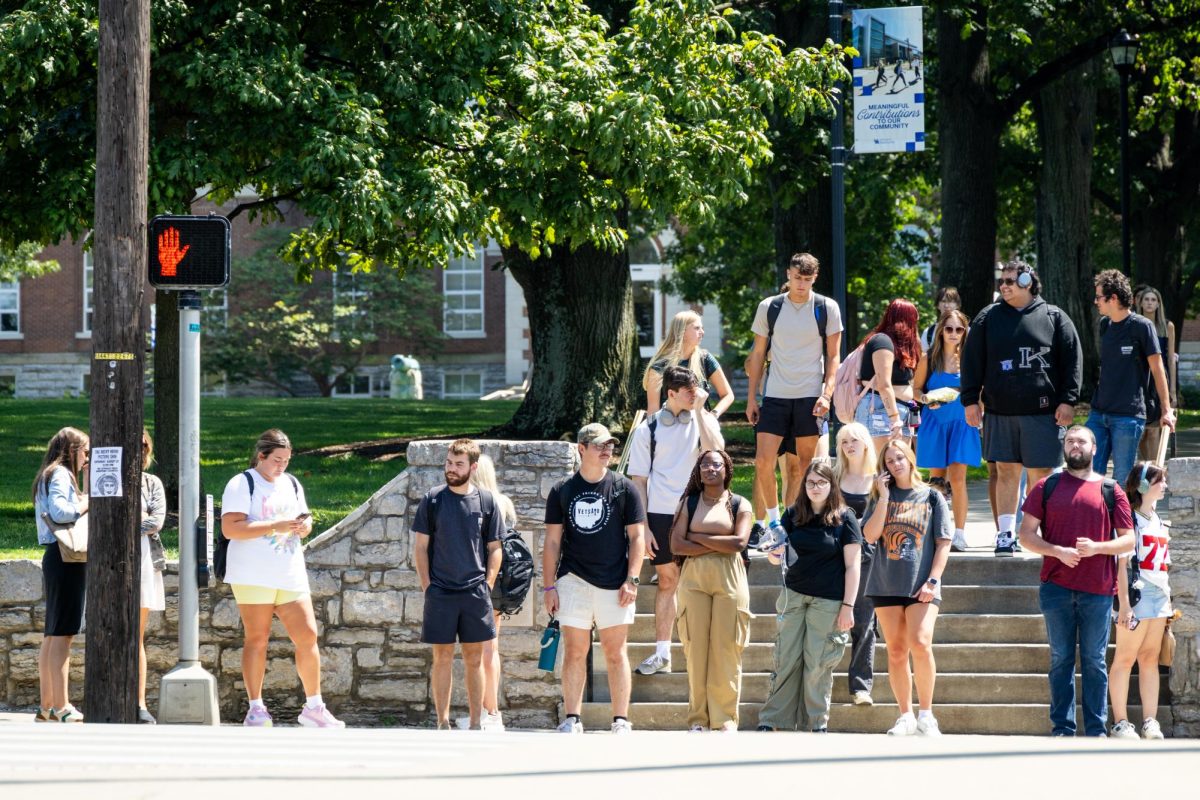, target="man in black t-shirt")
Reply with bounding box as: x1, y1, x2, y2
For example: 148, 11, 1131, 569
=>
1087, 269, 1175, 485
543, 423, 646, 734
413, 439, 504, 730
